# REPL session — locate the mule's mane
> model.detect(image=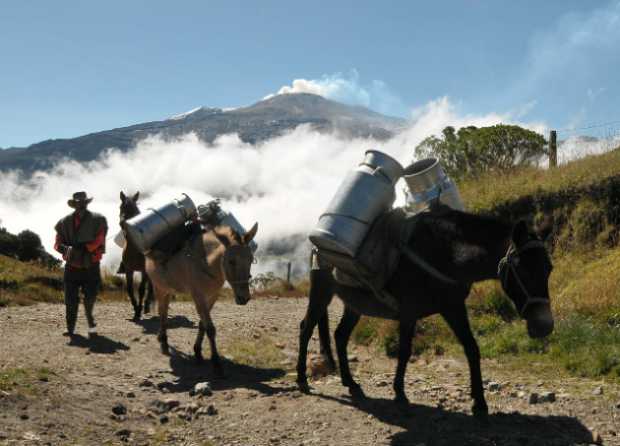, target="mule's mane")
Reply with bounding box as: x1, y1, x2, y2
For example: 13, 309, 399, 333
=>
213, 225, 243, 245
420, 206, 512, 245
